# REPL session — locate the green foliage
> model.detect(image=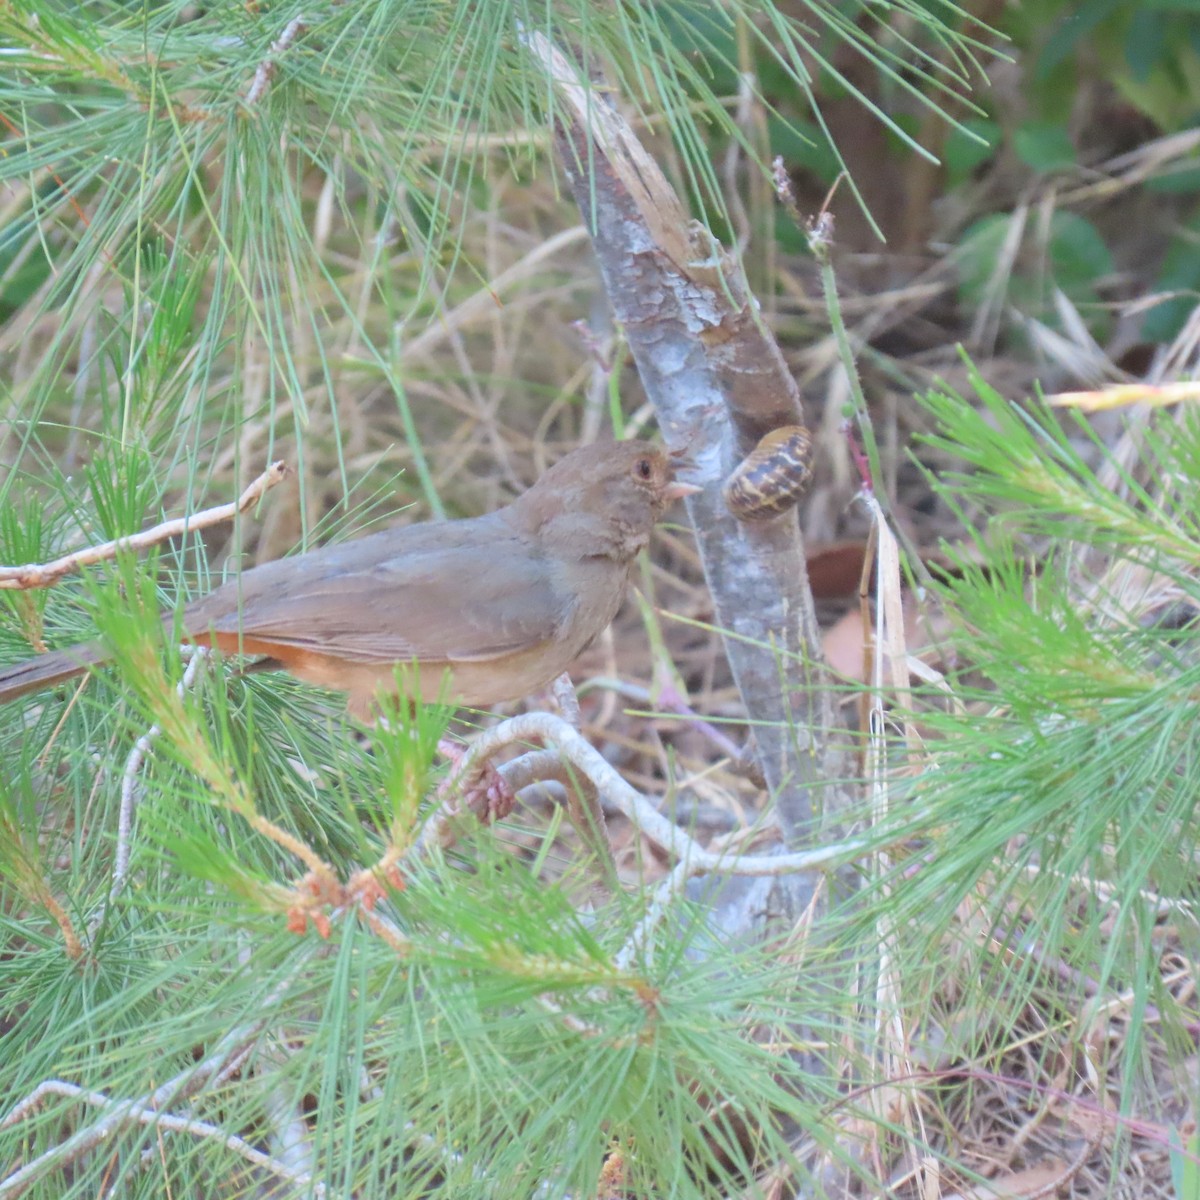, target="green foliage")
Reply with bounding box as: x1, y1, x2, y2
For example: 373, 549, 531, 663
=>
1170, 1124, 1200, 1200
1143, 207, 1200, 342
658, 0, 993, 239
0, 654, 863, 1195
0, 494, 59, 640
1010, 0, 1200, 131
955, 209, 1115, 342
1012, 119, 1077, 173
892, 1, 1200, 355
843, 362, 1200, 1080
941, 115, 1001, 187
